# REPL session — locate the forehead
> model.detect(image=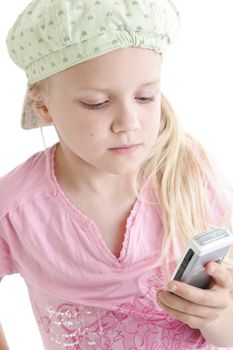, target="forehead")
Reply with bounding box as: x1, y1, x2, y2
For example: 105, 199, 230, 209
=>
49, 48, 161, 88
